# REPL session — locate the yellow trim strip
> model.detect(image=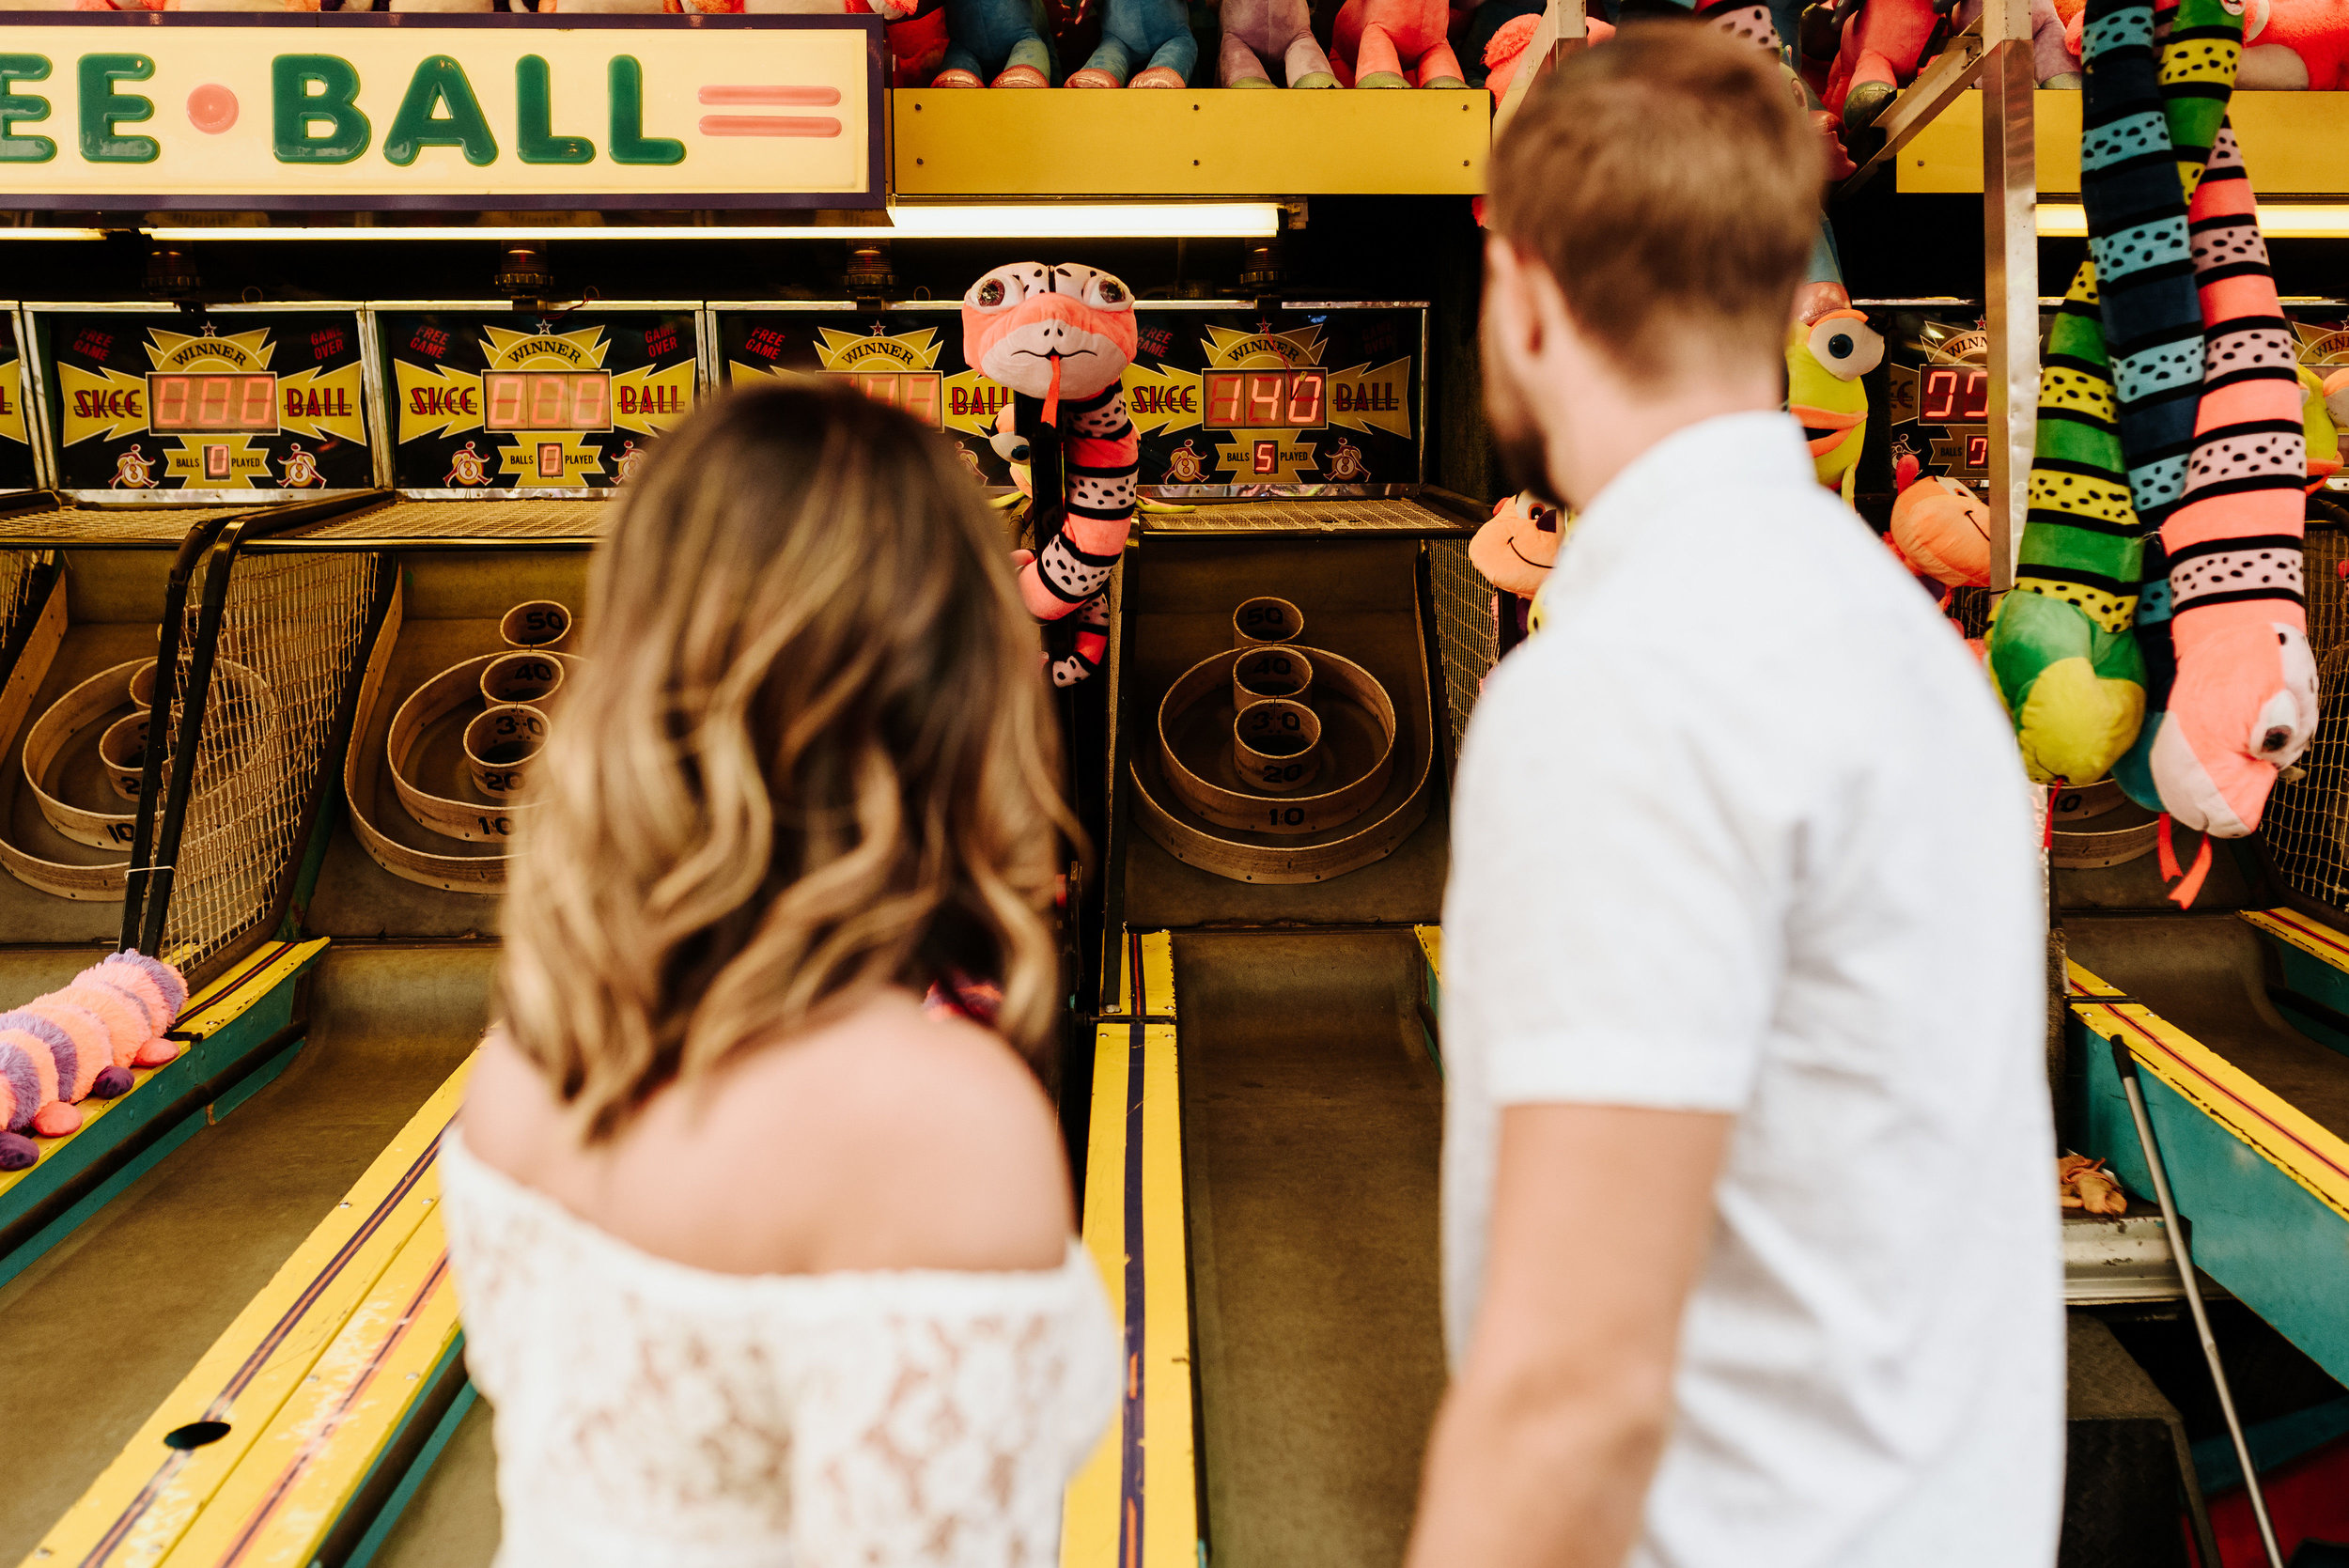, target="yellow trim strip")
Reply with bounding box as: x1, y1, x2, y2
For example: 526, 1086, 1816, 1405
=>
1415, 924, 1440, 984
2065, 959, 2349, 1225
1137, 1020, 1195, 1568
2241, 908, 2349, 975
1060, 1013, 1195, 1567
1138, 933, 1175, 1023
156, 1218, 462, 1568
23, 1056, 470, 1568
1060, 1026, 1127, 1568
0, 939, 328, 1205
